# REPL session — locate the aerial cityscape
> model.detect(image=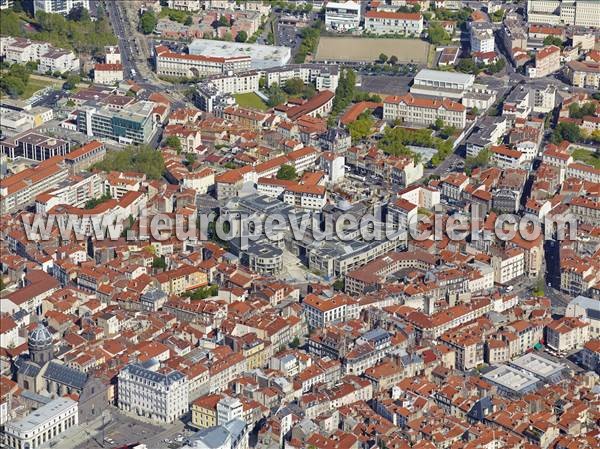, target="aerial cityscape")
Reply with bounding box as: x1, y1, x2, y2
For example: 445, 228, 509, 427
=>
0, 0, 599, 448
